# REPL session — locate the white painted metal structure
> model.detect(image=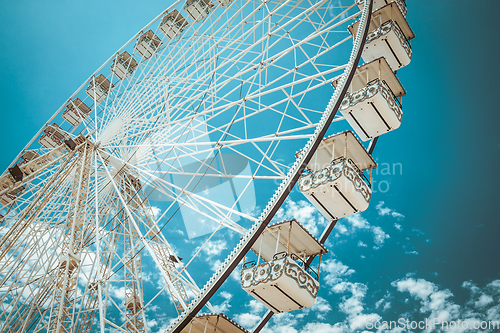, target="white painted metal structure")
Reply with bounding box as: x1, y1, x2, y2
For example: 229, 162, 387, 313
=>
38, 123, 66, 148
335, 57, 405, 140
85, 74, 113, 104
185, 0, 213, 22
299, 131, 376, 220
355, 0, 407, 17
110, 51, 139, 80
180, 313, 249, 333
250, 219, 327, 262
135, 30, 162, 60
62, 98, 92, 127
159, 10, 188, 40
242, 220, 326, 313
0, 0, 377, 332
349, 2, 414, 71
